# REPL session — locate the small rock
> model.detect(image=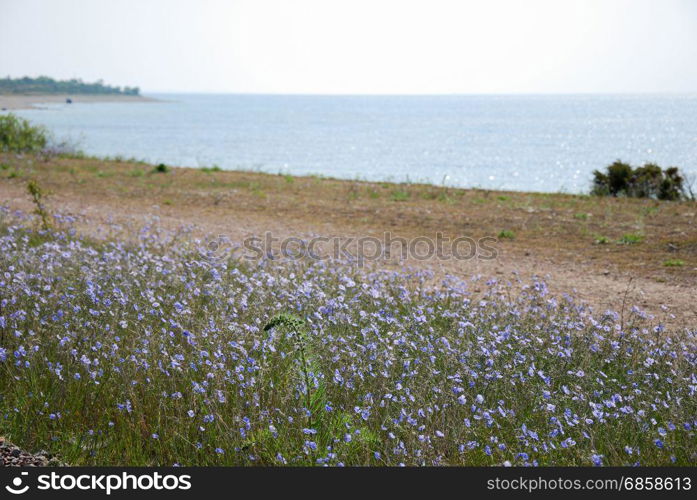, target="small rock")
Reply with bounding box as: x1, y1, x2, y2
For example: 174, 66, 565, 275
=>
1, 439, 57, 466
